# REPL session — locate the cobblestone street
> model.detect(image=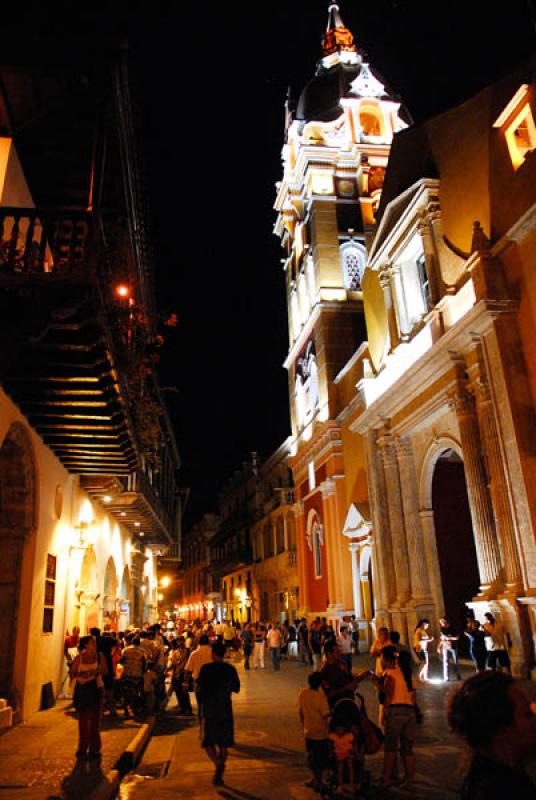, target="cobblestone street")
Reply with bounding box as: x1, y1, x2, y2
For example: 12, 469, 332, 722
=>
120, 653, 504, 800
